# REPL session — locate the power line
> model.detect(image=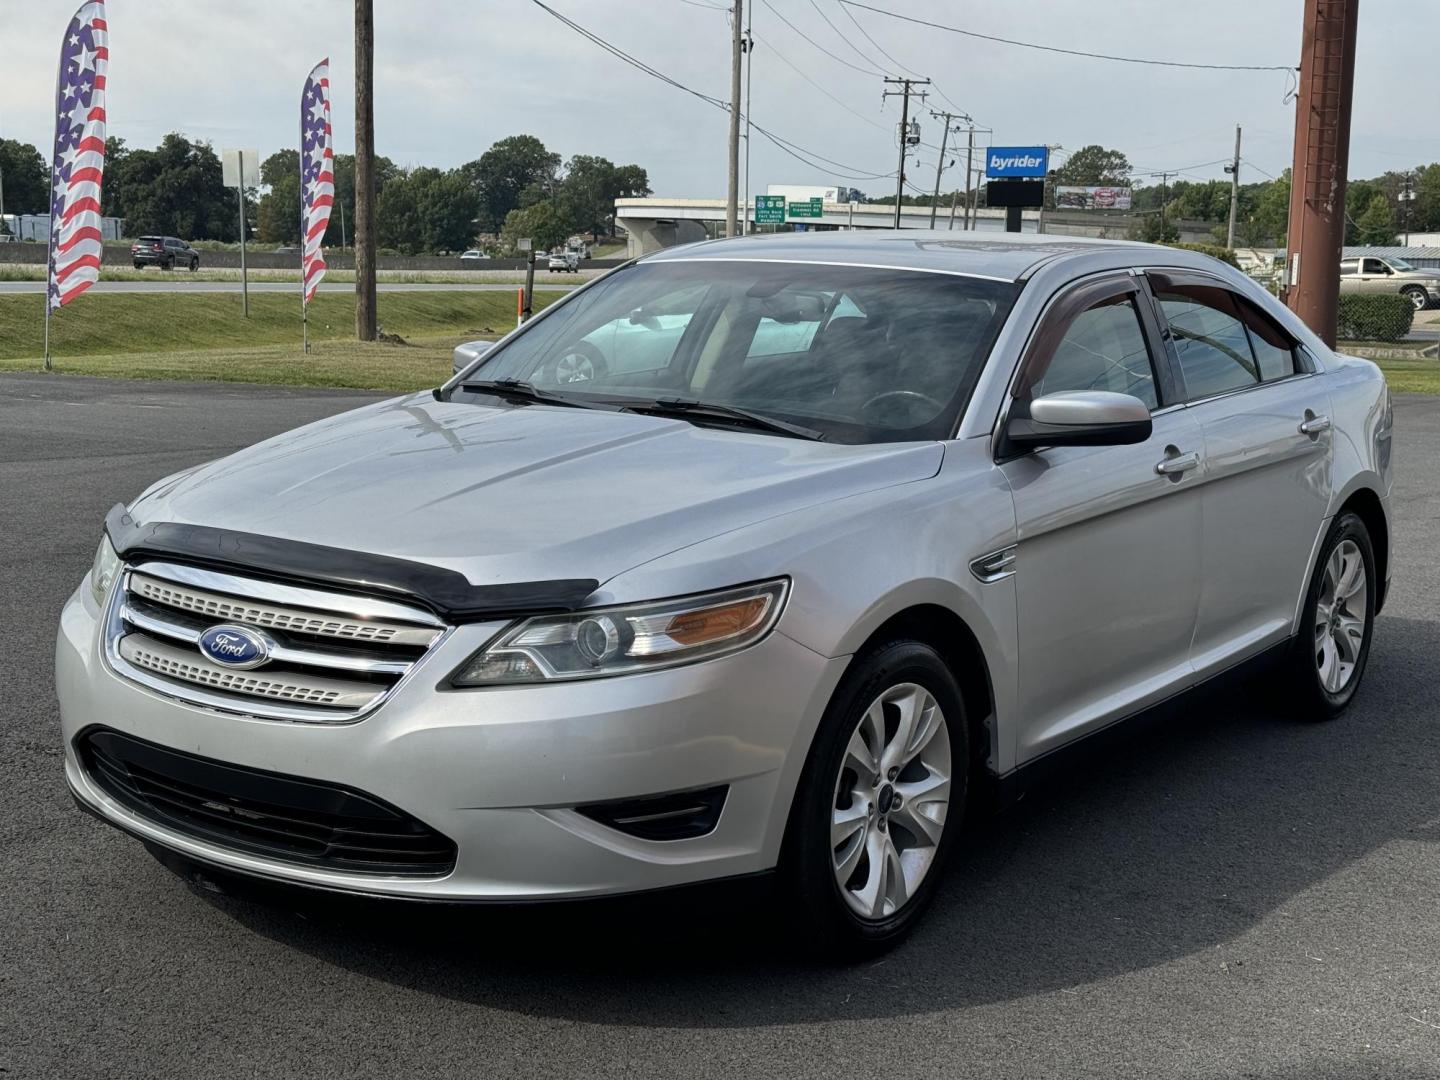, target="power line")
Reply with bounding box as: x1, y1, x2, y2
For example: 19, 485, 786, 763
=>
756, 0, 880, 76
838, 0, 1296, 73
837, 0, 921, 77
754, 32, 889, 132
805, 0, 887, 73
530, 0, 893, 182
